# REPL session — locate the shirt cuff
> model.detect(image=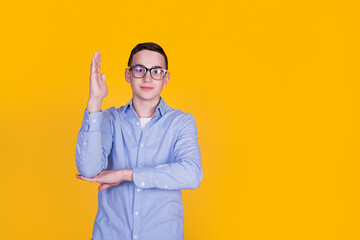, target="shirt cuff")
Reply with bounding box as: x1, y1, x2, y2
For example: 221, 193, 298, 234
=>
133, 167, 155, 188
81, 108, 103, 132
